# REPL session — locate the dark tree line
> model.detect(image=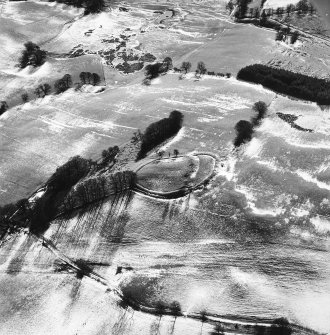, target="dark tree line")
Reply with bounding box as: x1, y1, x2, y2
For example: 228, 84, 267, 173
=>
229, 0, 314, 20
268, 0, 314, 17
234, 101, 268, 147
50, 0, 105, 14
48, 156, 92, 191
137, 110, 184, 160
62, 171, 136, 211
237, 64, 330, 105
18, 42, 47, 69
